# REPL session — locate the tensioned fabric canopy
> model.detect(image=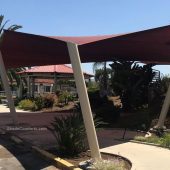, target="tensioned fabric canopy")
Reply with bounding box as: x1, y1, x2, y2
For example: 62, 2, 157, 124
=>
1, 25, 170, 68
